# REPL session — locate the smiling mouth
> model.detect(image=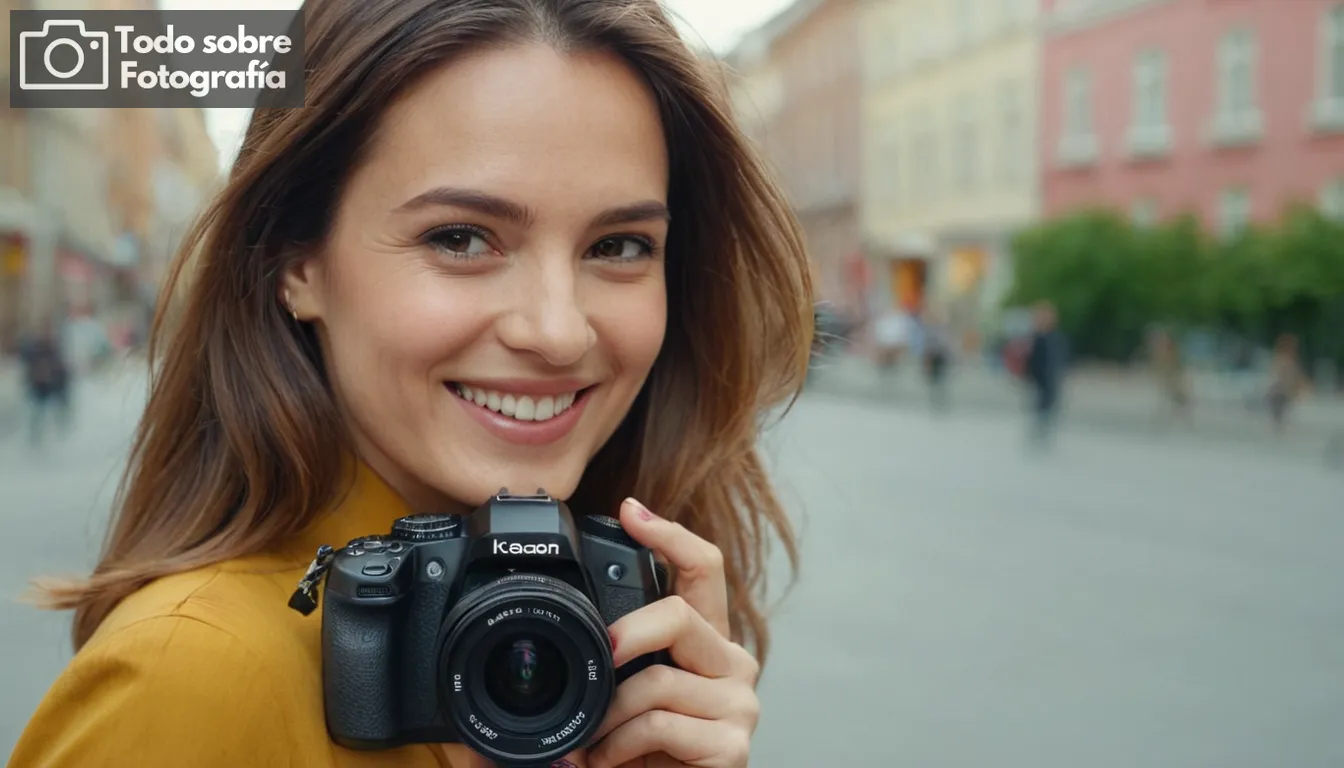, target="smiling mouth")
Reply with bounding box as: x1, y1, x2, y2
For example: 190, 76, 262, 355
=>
448, 383, 594, 423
